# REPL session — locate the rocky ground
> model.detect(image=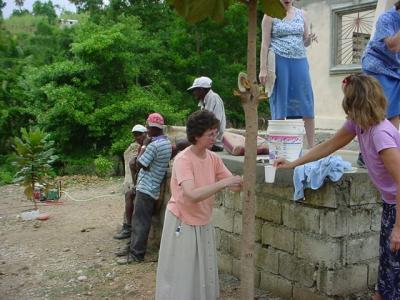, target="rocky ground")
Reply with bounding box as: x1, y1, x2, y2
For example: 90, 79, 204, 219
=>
0, 176, 277, 300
